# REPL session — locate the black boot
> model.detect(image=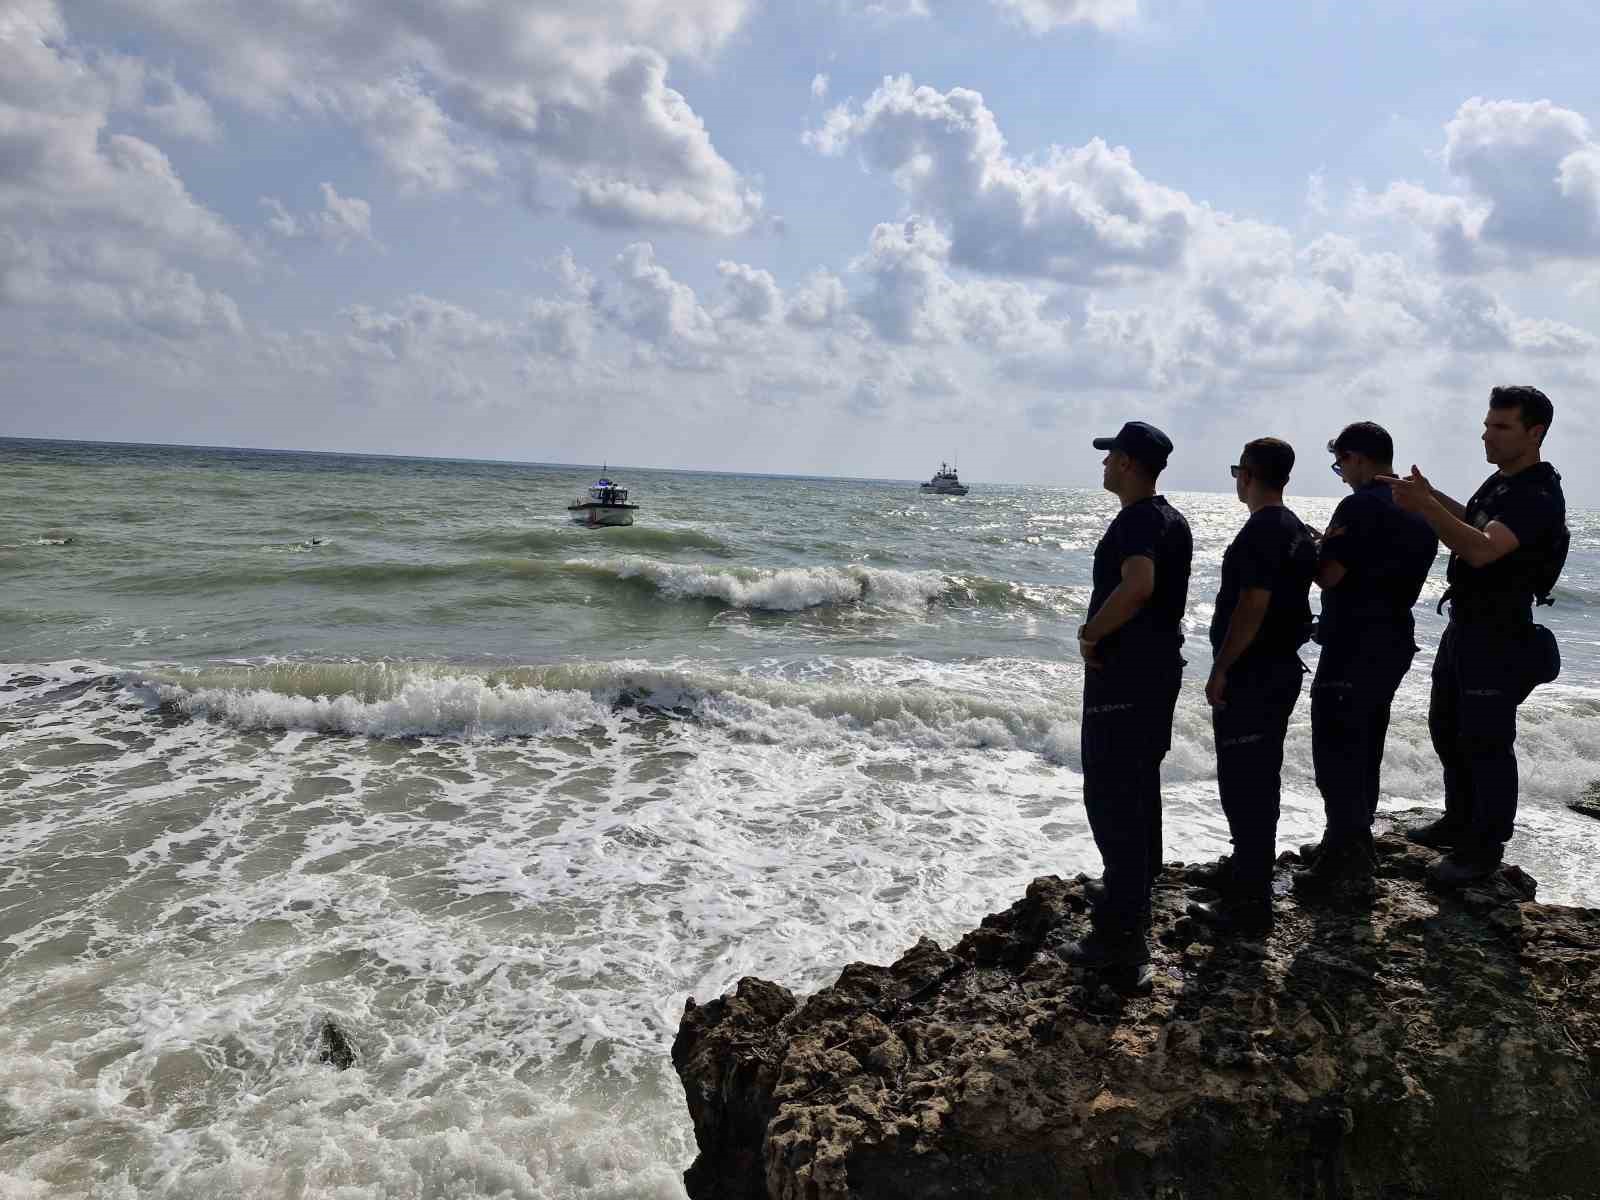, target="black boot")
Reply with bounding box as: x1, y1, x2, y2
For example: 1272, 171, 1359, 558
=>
1186, 855, 1235, 892
1292, 838, 1375, 901
1060, 926, 1154, 993
1298, 836, 1325, 862
1186, 896, 1274, 937
1427, 851, 1501, 888
1061, 924, 1149, 966
1406, 816, 1463, 850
